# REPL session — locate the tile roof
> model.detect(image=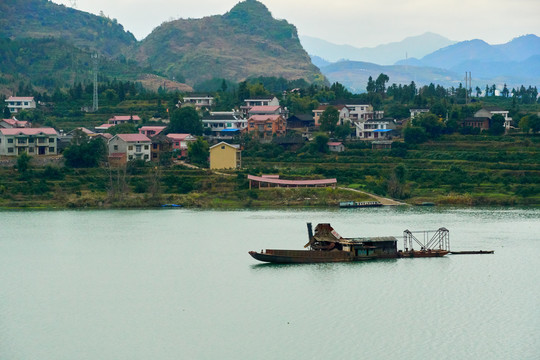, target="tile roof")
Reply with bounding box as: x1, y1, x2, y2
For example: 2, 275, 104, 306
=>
249, 105, 280, 113
6, 96, 34, 101
249, 115, 282, 122
109, 115, 142, 121
116, 134, 151, 142
167, 133, 194, 141
0, 127, 57, 135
